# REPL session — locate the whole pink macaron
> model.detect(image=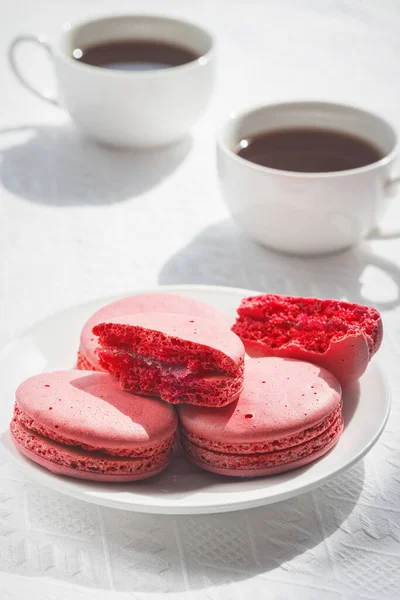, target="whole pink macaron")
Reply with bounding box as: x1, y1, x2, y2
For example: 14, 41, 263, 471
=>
10, 370, 178, 482
93, 312, 245, 407
178, 357, 343, 477
78, 293, 230, 372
